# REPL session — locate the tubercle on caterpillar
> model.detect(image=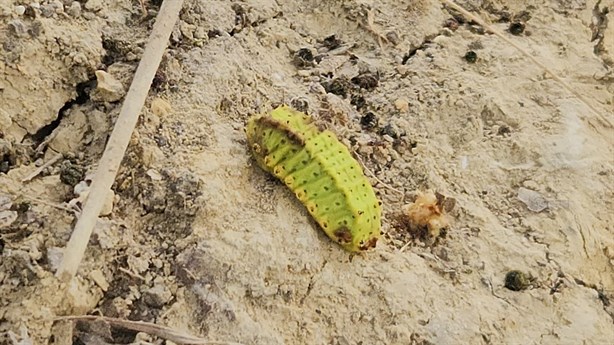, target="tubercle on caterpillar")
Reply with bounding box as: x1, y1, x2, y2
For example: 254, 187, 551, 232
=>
246, 105, 381, 252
